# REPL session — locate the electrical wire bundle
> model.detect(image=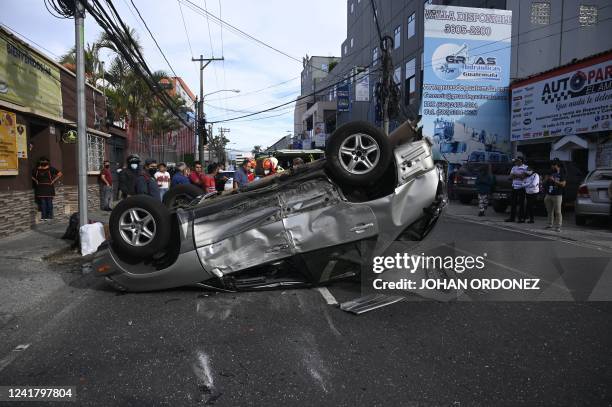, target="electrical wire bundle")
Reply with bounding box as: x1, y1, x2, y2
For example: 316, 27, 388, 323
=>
44, 0, 192, 128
